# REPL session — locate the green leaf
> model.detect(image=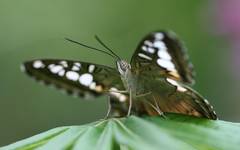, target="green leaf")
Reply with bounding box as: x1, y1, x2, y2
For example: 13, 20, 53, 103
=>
1, 114, 240, 150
